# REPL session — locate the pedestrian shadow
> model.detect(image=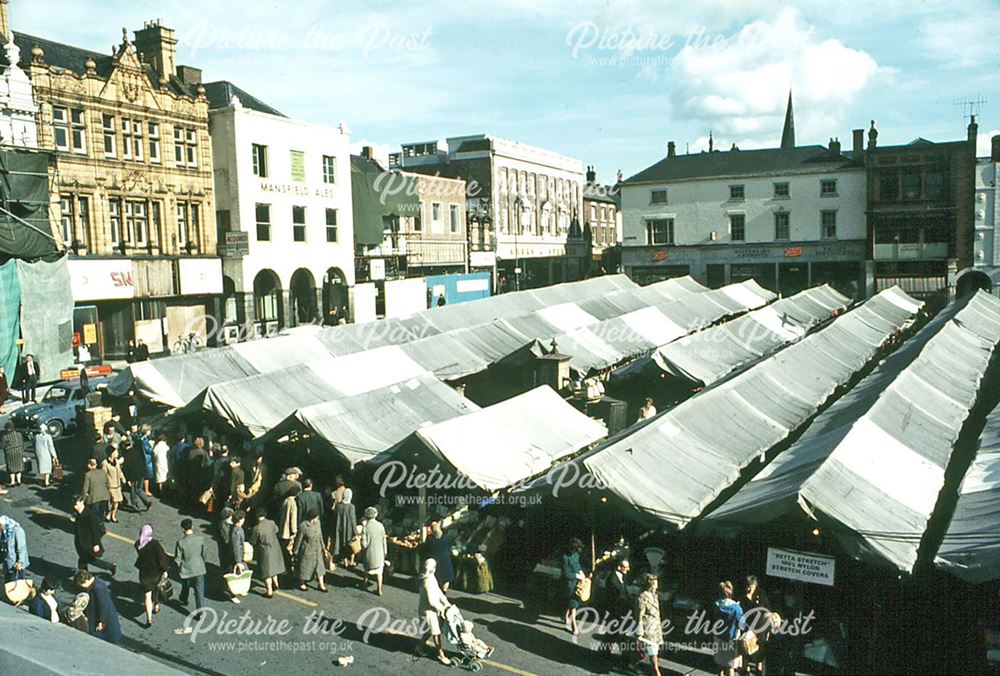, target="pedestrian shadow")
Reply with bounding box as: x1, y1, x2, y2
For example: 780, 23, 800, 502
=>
450, 594, 528, 623
480, 618, 604, 673
24, 510, 73, 535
